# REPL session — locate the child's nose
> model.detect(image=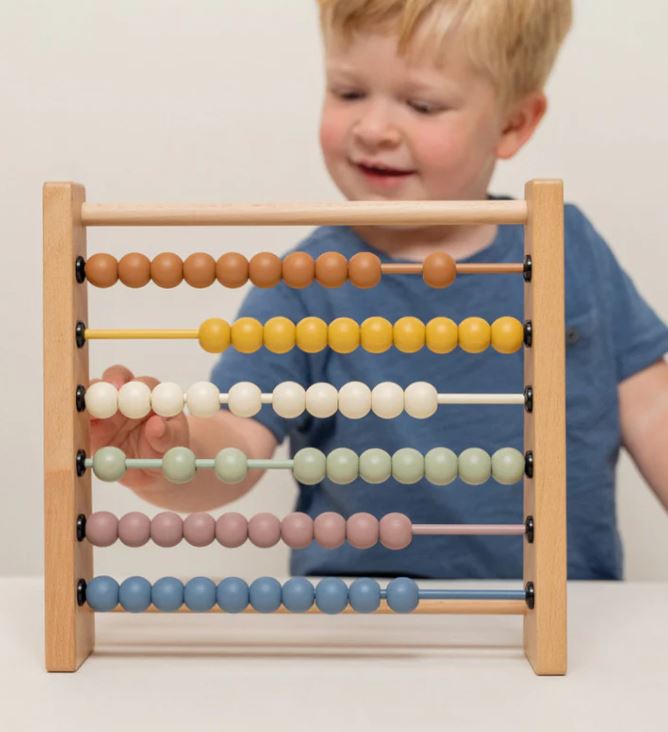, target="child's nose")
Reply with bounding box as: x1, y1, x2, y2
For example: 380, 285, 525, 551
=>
352, 103, 401, 147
